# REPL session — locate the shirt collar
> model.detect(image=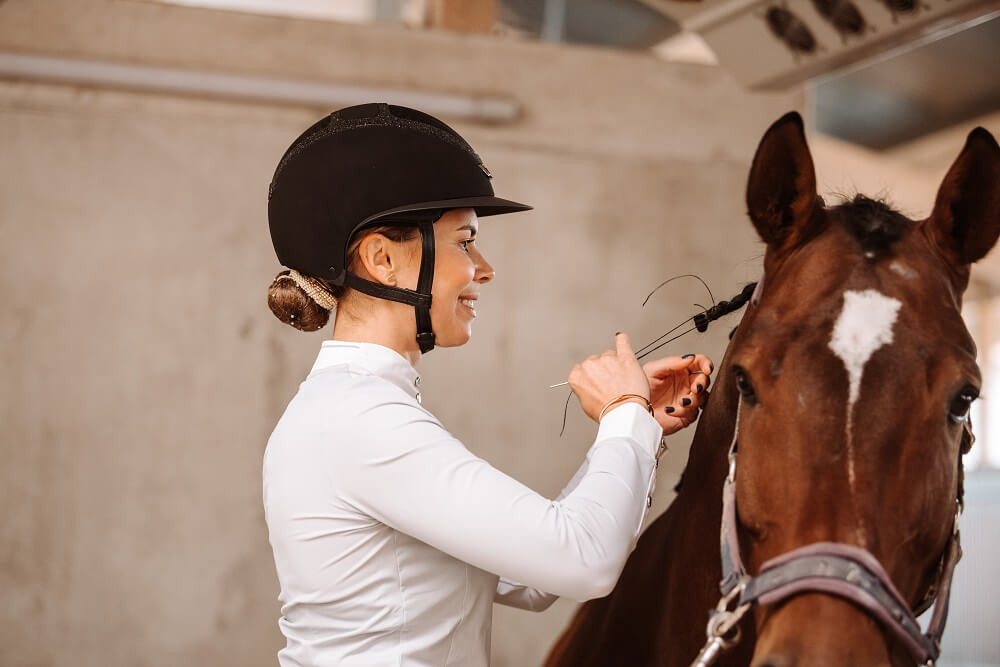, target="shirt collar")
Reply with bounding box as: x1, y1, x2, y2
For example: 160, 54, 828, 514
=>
308, 340, 422, 400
